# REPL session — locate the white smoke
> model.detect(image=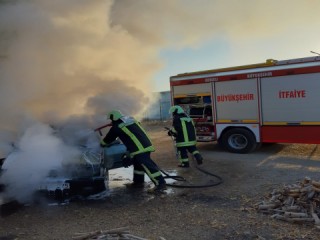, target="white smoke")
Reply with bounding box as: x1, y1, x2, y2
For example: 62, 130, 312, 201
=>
1, 122, 81, 202
0, 0, 159, 202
